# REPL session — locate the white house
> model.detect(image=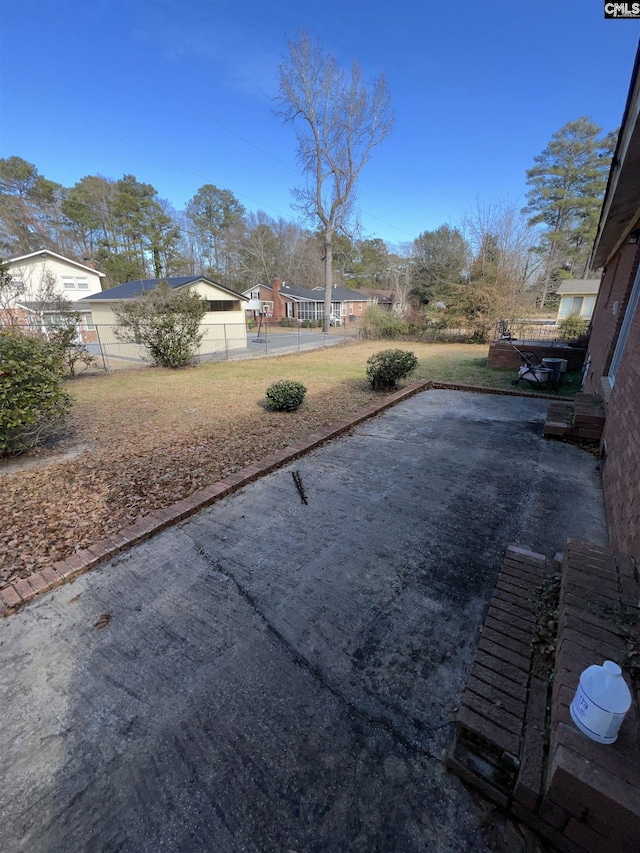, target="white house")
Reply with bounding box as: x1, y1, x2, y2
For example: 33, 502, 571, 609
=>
2, 249, 105, 337
3, 249, 104, 299
556, 279, 601, 322
83, 276, 248, 362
